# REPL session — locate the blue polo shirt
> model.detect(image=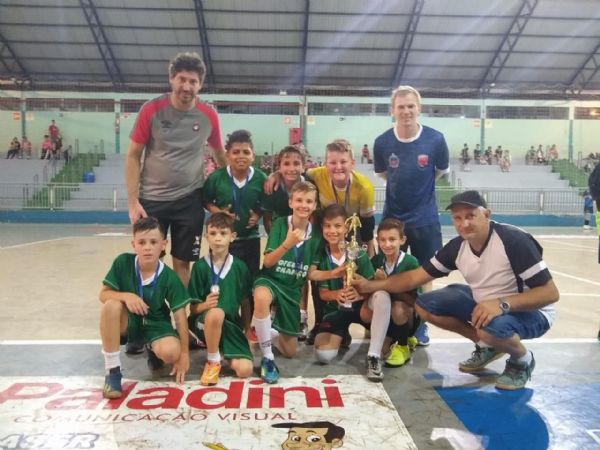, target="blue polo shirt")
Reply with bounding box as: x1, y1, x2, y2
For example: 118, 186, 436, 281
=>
374, 125, 449, 227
